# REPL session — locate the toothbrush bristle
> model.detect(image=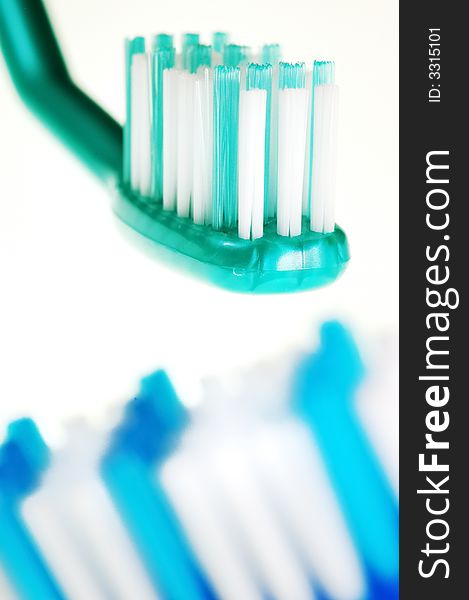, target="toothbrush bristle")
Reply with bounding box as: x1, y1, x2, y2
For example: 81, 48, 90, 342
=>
279, 61, 306, 90
153, 33, 174, 50
212, 66, 240, 230
223, 43, 250, 68
212, 32, 229, 54
124, 34, 339, 240
261, 43, 281, 64
277, 64, 309, 237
